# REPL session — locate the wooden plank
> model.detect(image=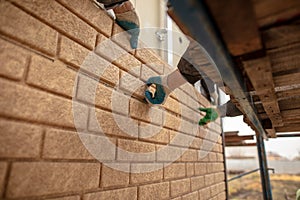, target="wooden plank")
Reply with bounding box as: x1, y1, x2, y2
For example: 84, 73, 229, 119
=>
266, 128, 277, 138
226, 142, 257, 147
225, 135, 254, 142
224, 131, 239, 136
276, 123, 300, 132
279, 97, 300, 110
205, 0, 262, 56
277, 87, 300, 100
274, 72, 300, 87
277, 133, 300, 137
244, 57, 283, 127
262, 22, 300, 49
268, 43, 300, 73
253, 0, 300, 27
281, 108, 300, 119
